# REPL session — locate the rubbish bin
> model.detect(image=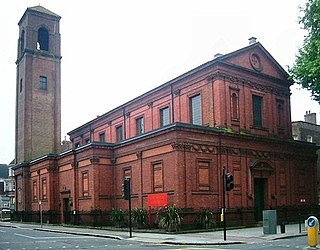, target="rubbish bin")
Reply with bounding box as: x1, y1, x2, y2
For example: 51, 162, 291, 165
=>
280, 222, 285, 233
